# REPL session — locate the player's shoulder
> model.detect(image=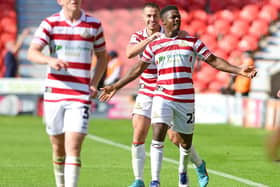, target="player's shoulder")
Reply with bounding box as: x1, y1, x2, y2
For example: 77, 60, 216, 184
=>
84, 13, 102, 24
44, 12, 60, 22
131, 28, 145, 37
